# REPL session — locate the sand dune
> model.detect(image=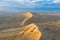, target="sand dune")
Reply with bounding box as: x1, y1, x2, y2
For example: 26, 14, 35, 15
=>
21, 12, 33, 26
23, 12, 33, 18
51, 20, 60, 26
0, 23, 41, 40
